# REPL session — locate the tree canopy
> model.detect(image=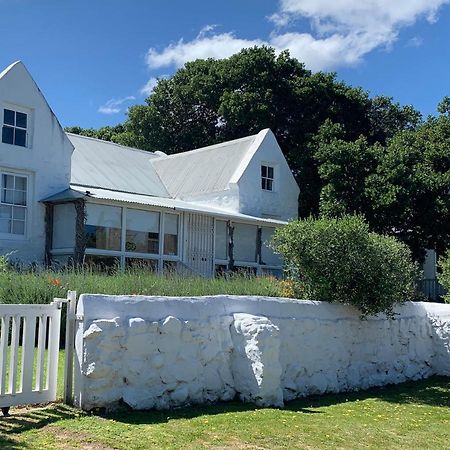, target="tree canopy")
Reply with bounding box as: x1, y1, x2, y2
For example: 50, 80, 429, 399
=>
66, 46, 450, 260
